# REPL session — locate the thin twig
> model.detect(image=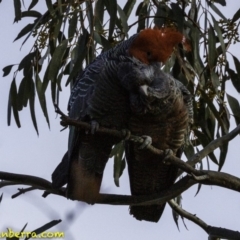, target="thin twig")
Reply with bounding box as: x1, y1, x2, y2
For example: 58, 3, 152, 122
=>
0, 171, 65, 197
188, 124, 240, 166
12, 187, 36, 199
168, 199, 208, 232
168, 199, 240, 239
